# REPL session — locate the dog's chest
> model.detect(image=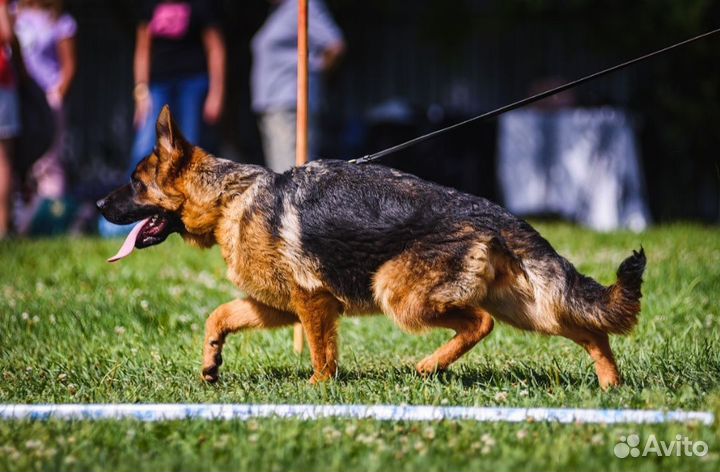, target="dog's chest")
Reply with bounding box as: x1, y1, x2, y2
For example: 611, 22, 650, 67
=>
217, 215, 293, 311
223, 249, 292, 311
